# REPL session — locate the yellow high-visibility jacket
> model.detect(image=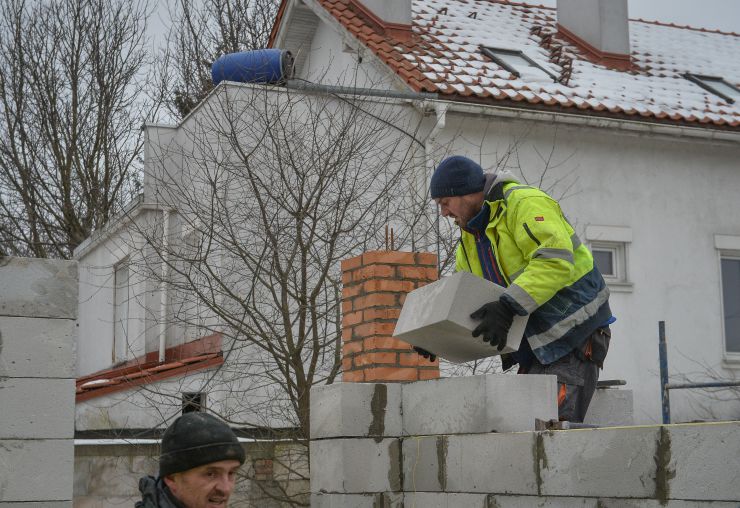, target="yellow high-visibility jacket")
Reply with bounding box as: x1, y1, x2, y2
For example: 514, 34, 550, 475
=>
456, 174, 611, 365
